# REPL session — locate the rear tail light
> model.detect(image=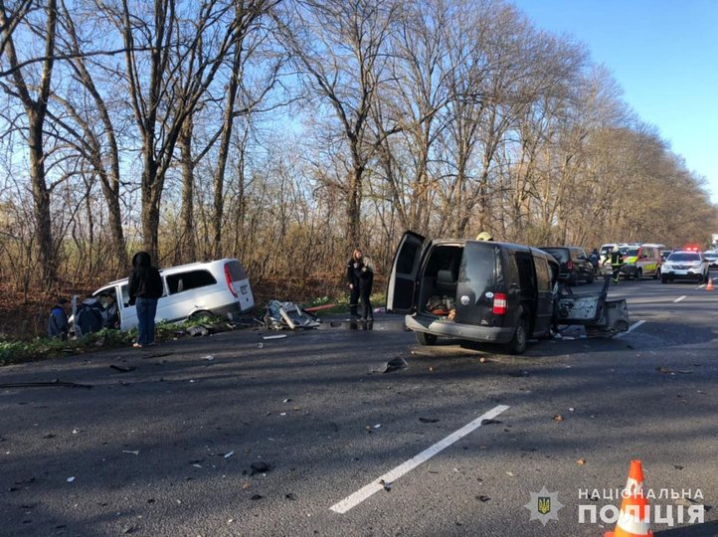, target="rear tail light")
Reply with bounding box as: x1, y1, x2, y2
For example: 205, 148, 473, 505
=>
492, 293, 507, 315
567, 261, 574, 270
224, 264, 238, 298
